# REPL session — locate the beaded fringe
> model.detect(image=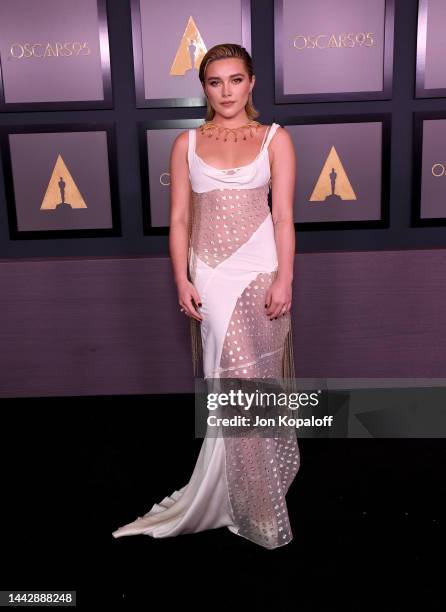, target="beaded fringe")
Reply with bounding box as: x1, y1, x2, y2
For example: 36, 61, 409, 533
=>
282, 319, 297, 394
187, 192, 204, 377
190, 316, 204, 377
271, 268, 297, 394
